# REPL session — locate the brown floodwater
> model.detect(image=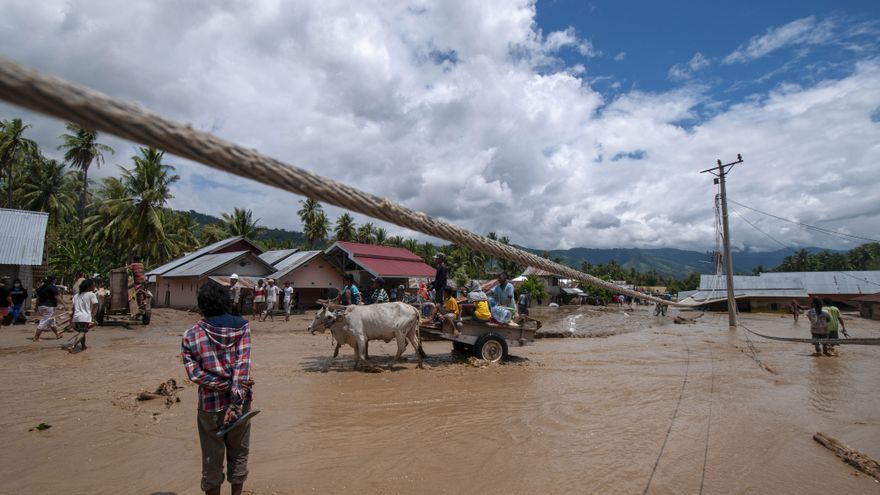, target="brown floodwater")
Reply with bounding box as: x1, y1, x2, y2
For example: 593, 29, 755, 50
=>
0, 305, 878, 494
